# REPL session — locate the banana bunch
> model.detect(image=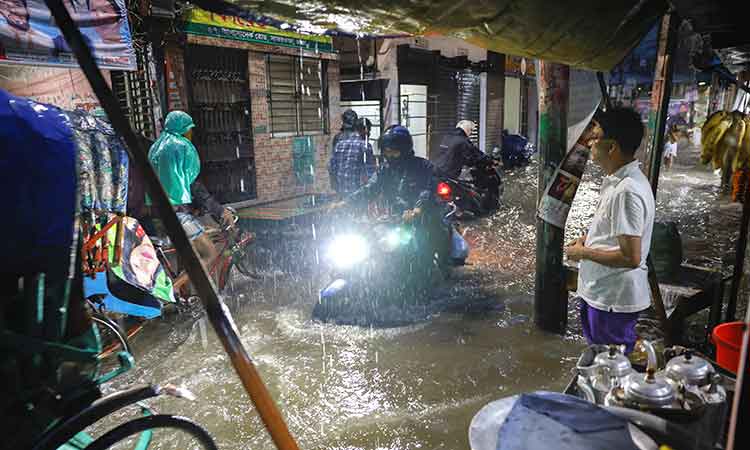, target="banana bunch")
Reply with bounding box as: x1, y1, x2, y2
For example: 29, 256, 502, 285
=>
701, 110, 750, 170
733, 114, 750, 171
